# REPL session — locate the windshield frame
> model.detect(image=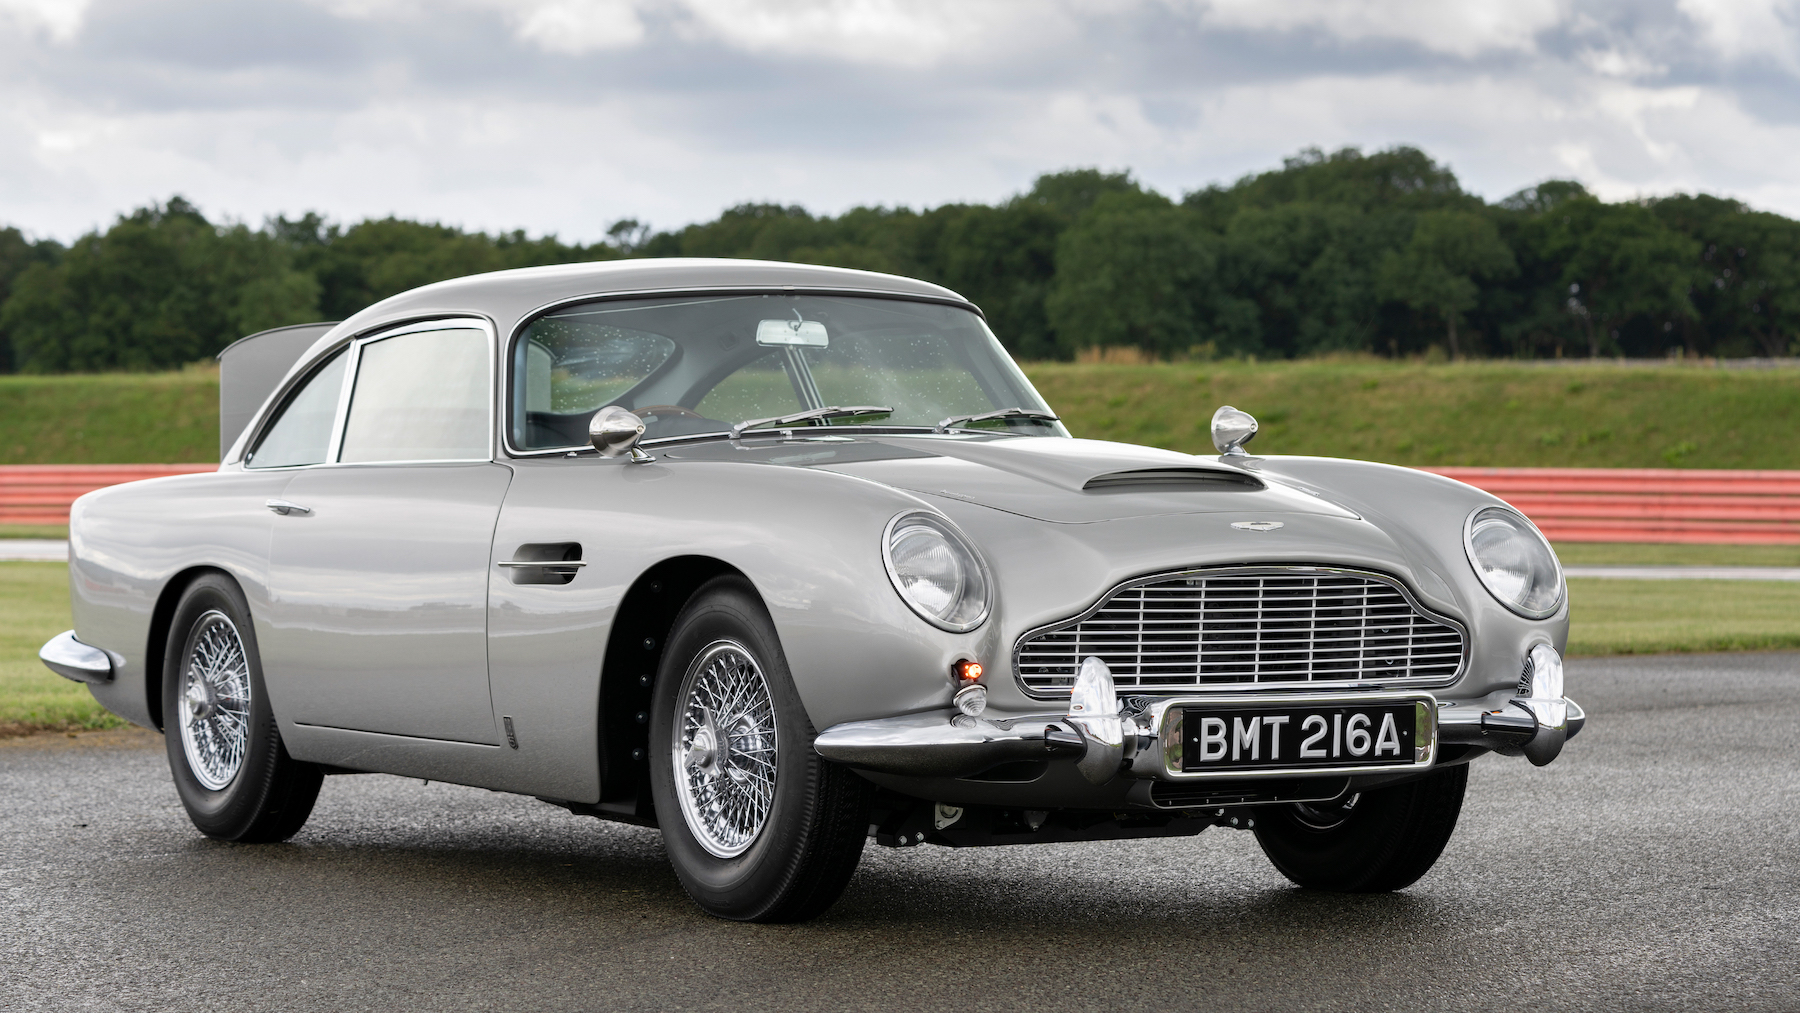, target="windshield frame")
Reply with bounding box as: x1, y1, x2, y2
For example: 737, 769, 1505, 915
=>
500, 285, 1062, 458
